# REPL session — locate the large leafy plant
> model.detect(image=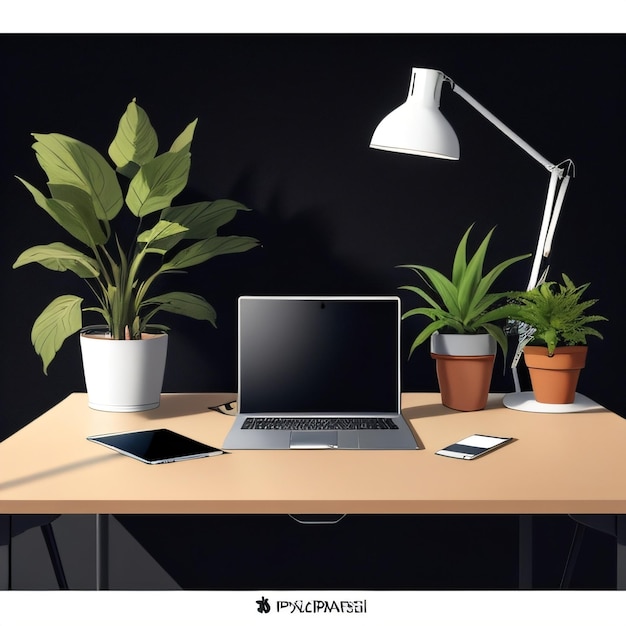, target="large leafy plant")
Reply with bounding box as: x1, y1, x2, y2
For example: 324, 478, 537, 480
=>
398, 224, 530, 358
13, 99, 260, 373
507, 273, 607, 356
